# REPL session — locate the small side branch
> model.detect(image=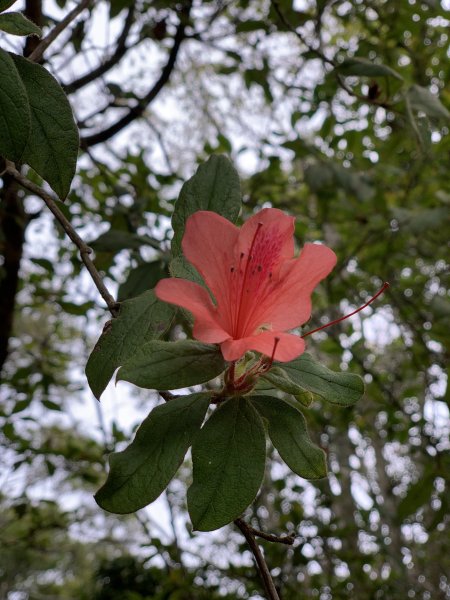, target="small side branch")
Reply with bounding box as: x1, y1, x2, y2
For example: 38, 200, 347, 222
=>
234, 518, 281, 600
5, 165, 119, 317
29, 0, 92, 63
